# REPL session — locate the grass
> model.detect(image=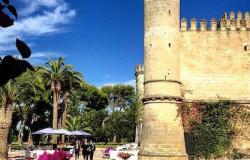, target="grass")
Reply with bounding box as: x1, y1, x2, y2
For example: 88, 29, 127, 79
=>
96, 142, 125, 148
